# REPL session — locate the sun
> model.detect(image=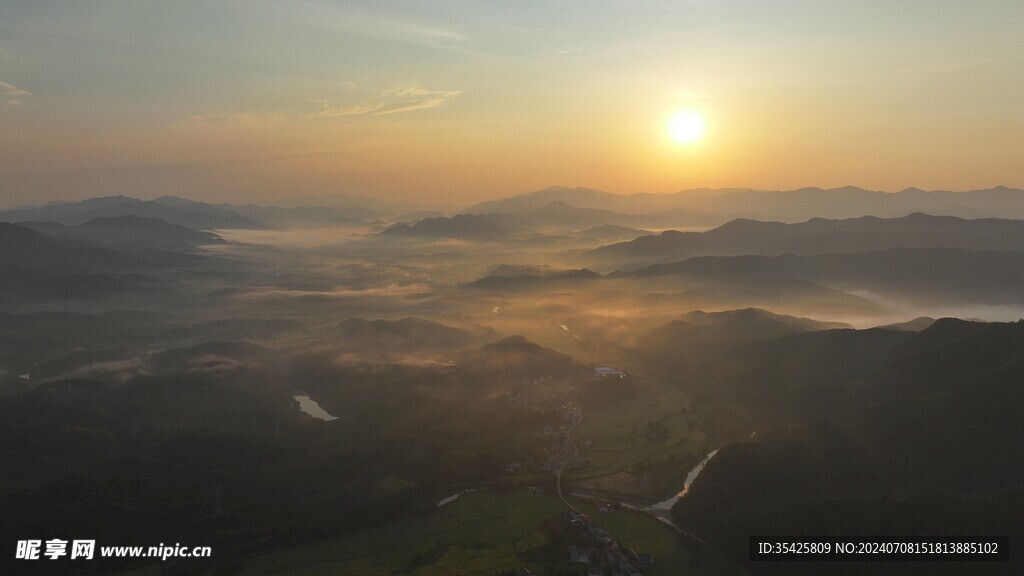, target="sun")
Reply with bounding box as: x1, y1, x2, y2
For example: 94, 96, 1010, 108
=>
667, 110, 706, 144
